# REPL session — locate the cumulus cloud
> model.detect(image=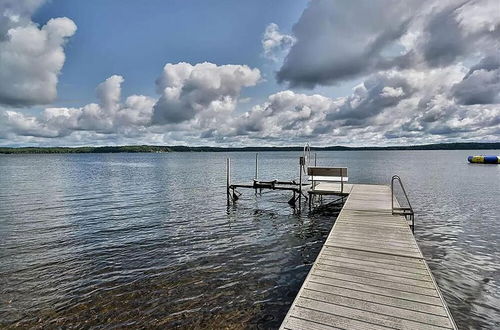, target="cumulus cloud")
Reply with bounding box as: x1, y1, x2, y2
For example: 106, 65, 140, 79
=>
325, 72, 413, 125
96, 75, 124, 112
262, 23, 295, 61
152, 62, 261, 124
0, 0, 76, 106
202, 62, 498, 145
2, 61, 499, 146
277, 0, 500, 88
0, 0, 44, 37
354, 66, 500, 142
1, 75, 155, 139
234, 90, 335, 138
1, 62, 263, 144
